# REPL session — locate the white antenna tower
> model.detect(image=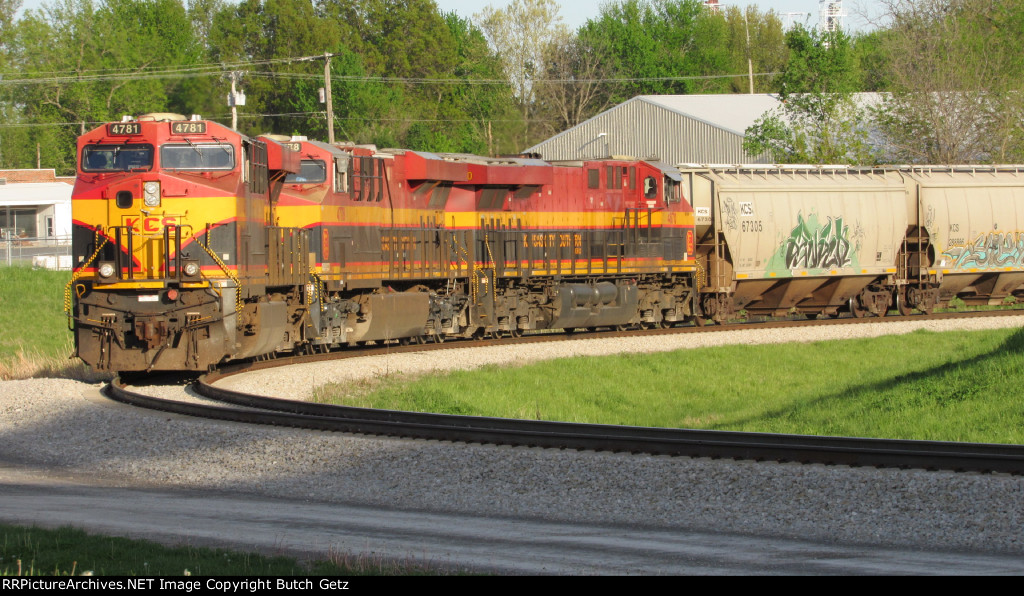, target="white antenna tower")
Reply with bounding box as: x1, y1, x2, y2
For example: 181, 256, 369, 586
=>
818, 0, 846, 33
